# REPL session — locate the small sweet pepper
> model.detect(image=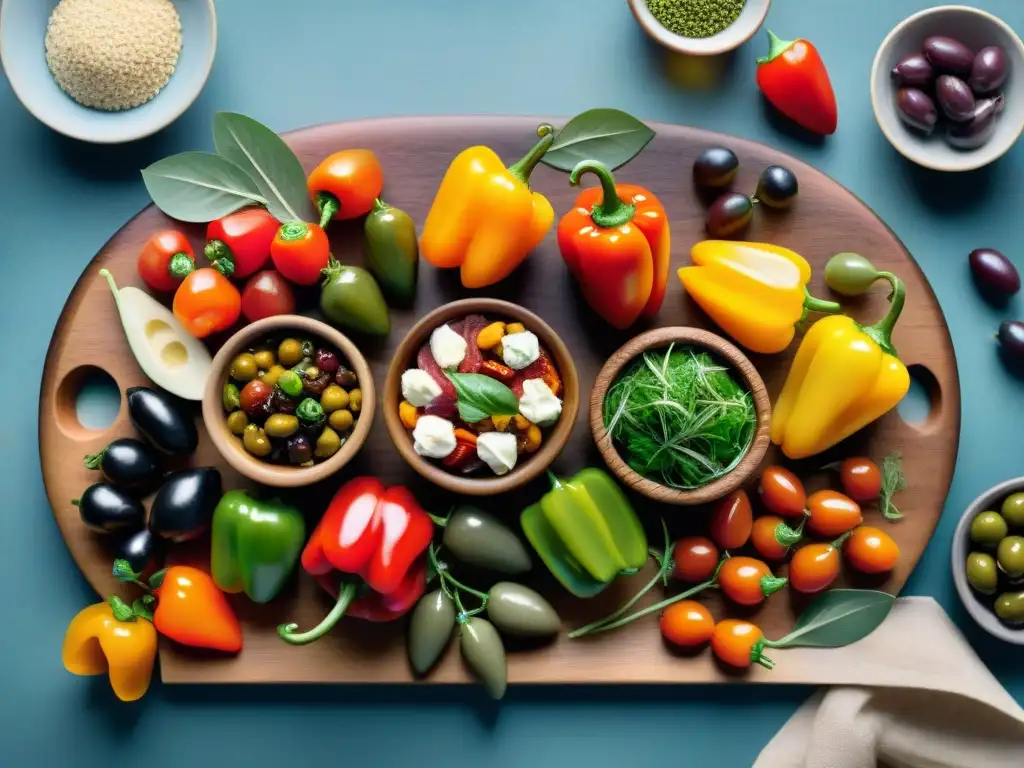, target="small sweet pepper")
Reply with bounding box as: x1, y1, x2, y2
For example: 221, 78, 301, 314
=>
772, 273, 910, 459
756, 30, 838, 136
420, 124, 556, 288
557, 160, 670, 329
205, 207, 279, 278
678, 240, 840, 354
521, 469, 648, 598
153, 565, 244, 653
278, 477, 433, 645
211, 490, 306, 604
